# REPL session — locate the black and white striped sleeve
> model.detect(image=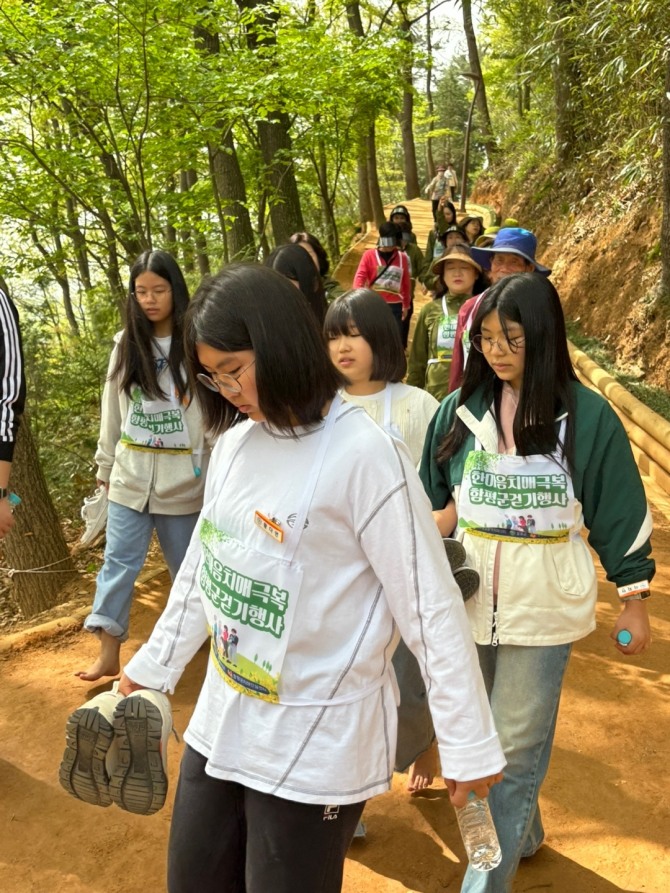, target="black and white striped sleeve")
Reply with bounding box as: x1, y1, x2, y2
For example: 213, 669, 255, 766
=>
0, 289, 26, 463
